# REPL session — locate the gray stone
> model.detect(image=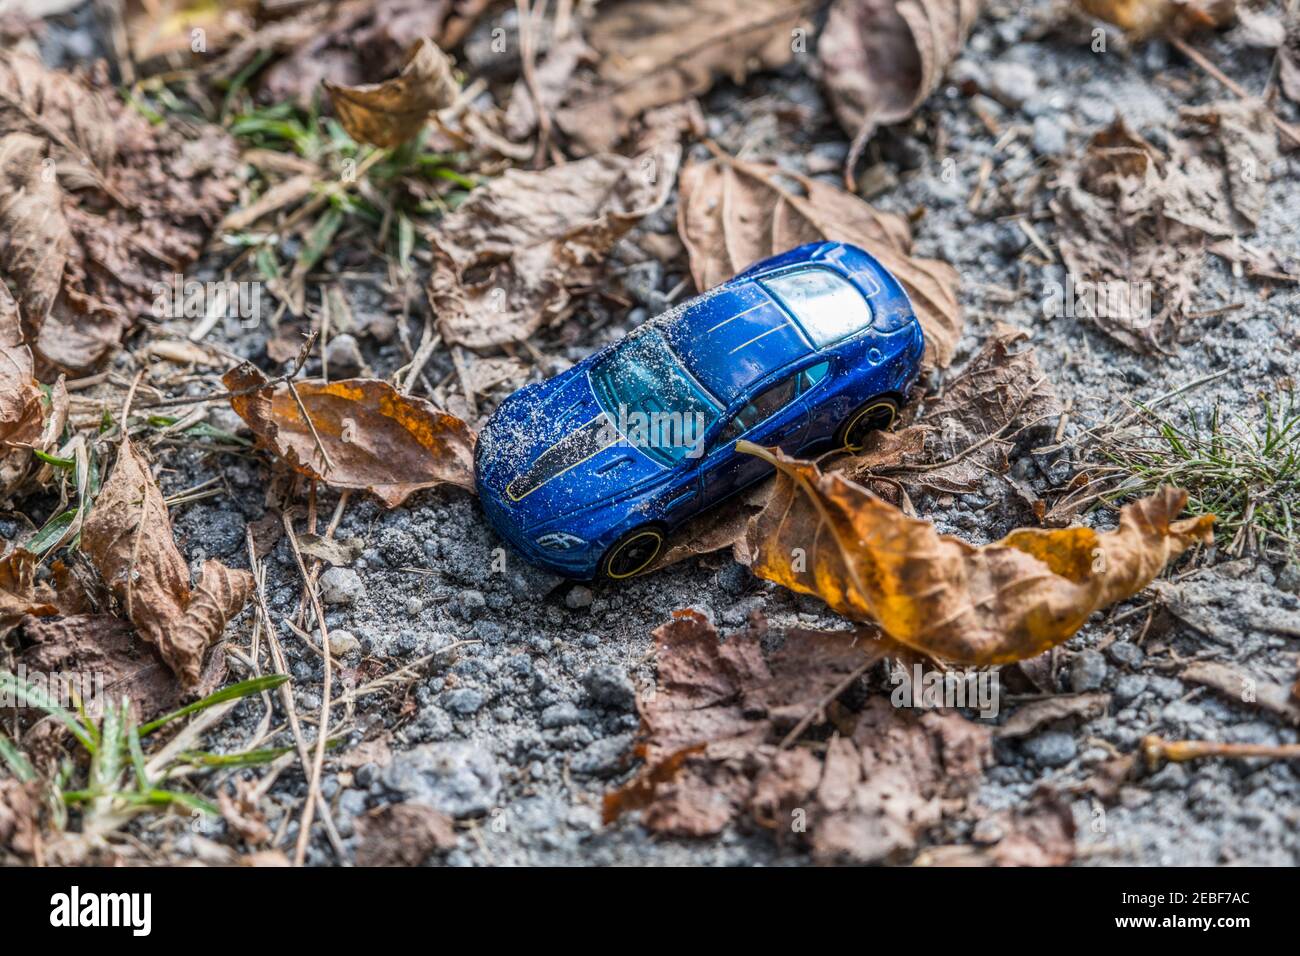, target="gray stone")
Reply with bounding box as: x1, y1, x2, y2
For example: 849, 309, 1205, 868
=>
565, 585, 594, 610
582, 665, 637, 710
570, 734, 634, 777
1069, 649, 1108, 692
1107, 641, 1144, 668
318, 567, 364, 605
382, 741, 500, 818
541, 702, 581, 728
1022, 730, 1077, 768
457, 589, 486, 620
988, 60, 1037, 108
327, 629, 361, 658
443, 687, 485, 716
324, 333, 365, 374
1032, 115, 1068, 155
1113, 674, 1148, 706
